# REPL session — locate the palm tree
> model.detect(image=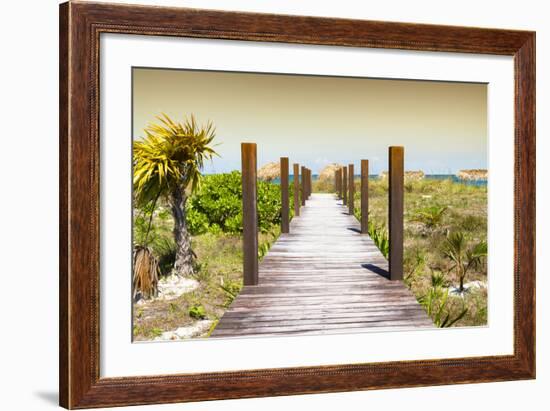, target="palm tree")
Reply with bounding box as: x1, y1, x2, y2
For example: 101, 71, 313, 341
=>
133, 114, 217, 276
442, 231, 487, 292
